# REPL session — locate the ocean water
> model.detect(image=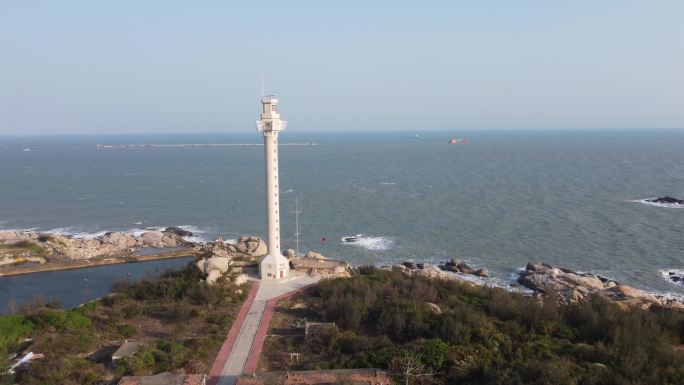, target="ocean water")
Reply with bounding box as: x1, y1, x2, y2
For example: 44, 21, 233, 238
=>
1, 129, 683, 310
